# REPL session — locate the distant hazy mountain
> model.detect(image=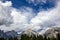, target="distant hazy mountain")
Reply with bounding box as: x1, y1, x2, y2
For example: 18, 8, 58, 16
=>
5, 30, 18, 38
0, 30, 18, 38
0, 30, 6, 38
